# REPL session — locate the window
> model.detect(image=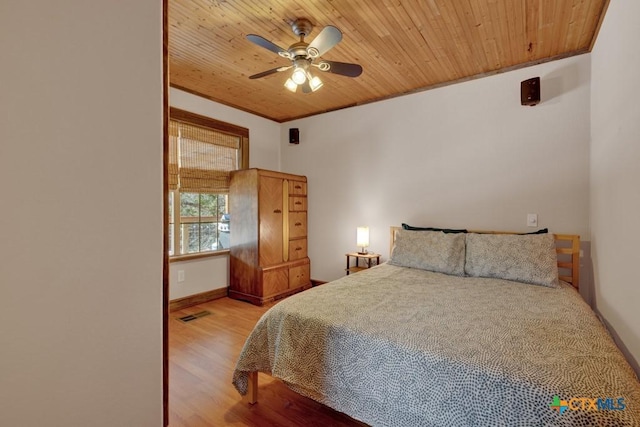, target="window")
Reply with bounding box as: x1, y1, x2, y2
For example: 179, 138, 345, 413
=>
170, 192, 228, 255
168, 108, 248, 257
